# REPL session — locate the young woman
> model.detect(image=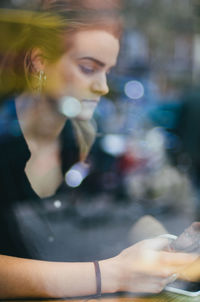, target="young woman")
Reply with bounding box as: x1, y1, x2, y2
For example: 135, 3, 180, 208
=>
0, 0, 197, 298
